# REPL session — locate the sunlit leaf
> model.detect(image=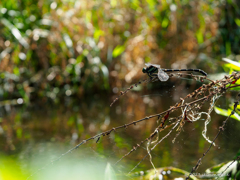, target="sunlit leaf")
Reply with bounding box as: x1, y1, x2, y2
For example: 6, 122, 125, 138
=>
196, 29, 204, 44
112, 45, 125, 58
39, 19, 53, 26
205, 162, 225, 173
100, 64, 109, 89
214, 106, 240, 121
147, 0, 156, 9
86, 37, 96, 48
100, 64, 109, 78
198, 14, 206, 29
145, 56, 151, 63
32, 29, 49, 38
206, 161, 238, 179
0, 47, 12, 61
0, 157, 29, 180
222, 58, 240, 68
162, 17, 169, 28
13, 67, 20, 76
93, 29, 104, 42
76, 55, 83, 64
217, 161, 238, 178
1, 18, 29, 48
86, 11, 92, 23
228, 84, 240, 91
82, 49, 89, 56
223, 63, 240, 71
235, 18, 240, 27
63, 33, 74, 55
110, 0, 117, 7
